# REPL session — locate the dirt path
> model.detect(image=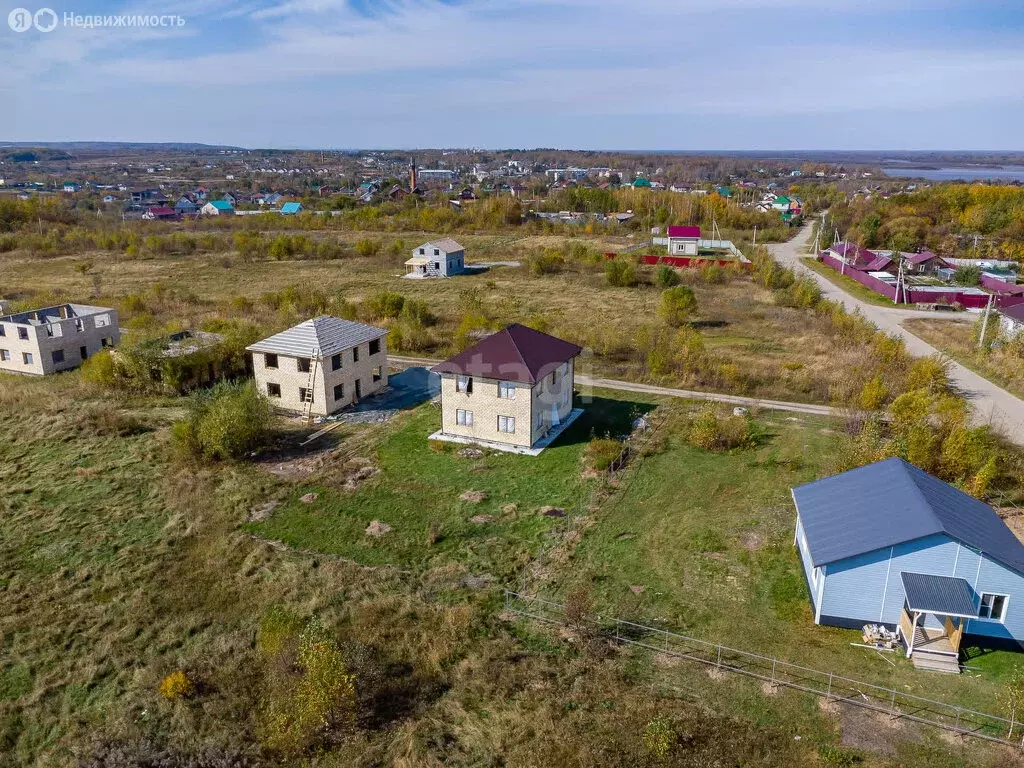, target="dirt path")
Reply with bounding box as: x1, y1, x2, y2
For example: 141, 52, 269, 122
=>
772, 224, 1024, 443
388, 356, 840, 417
